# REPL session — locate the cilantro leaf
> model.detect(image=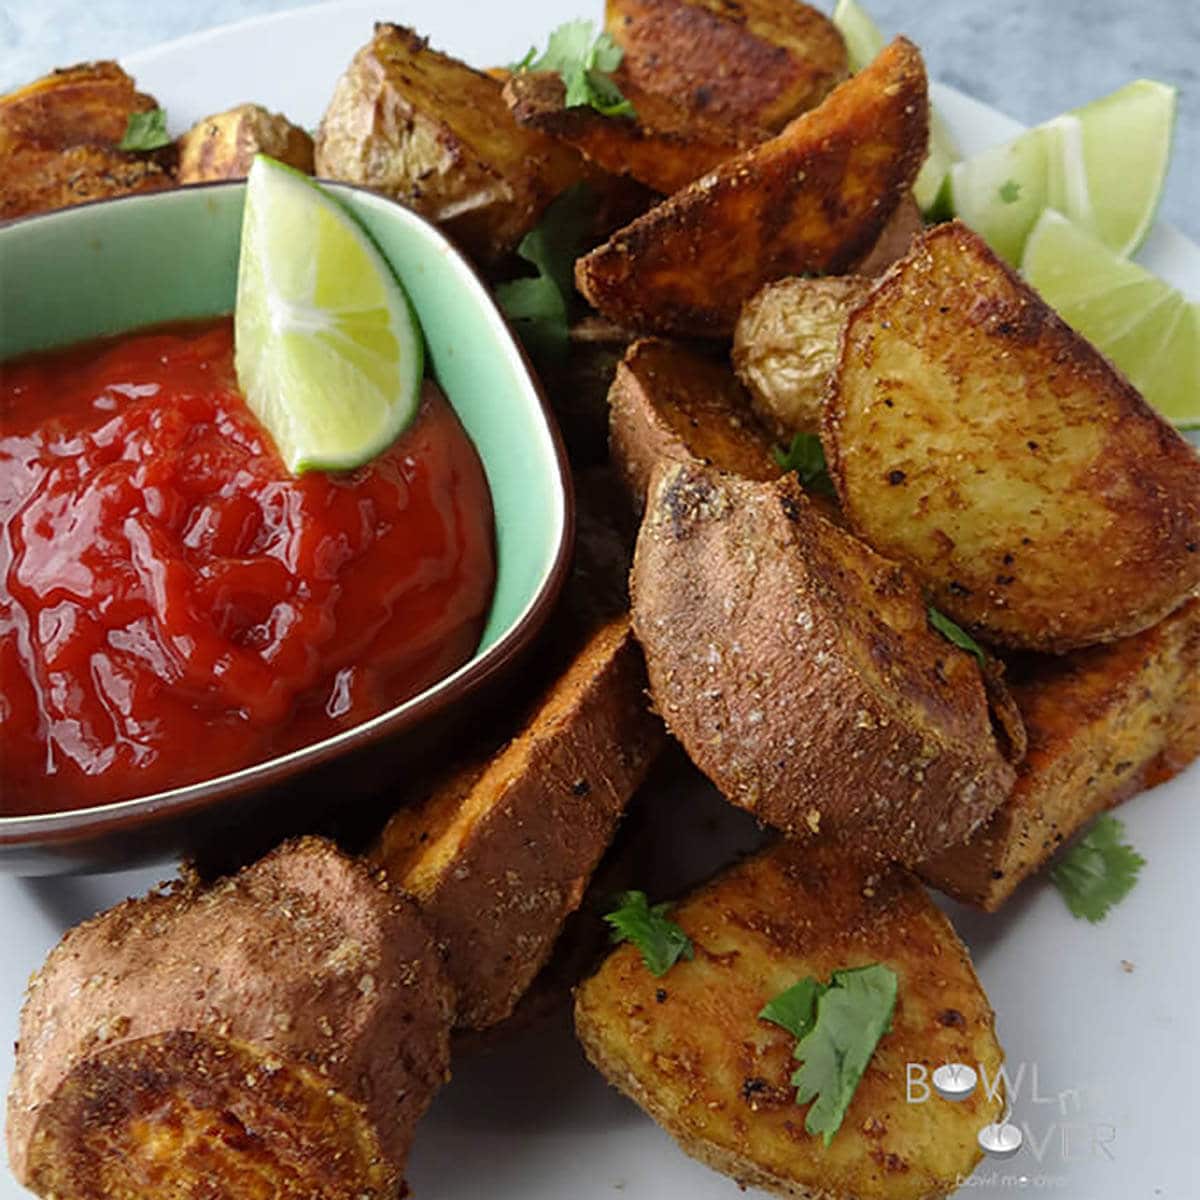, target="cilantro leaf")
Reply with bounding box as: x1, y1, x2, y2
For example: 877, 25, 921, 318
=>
512, 19, 635, 118
604, 890, 694, 978
927, 605, 987, 668
1051, 815, 1145, 922
773, 433, 836, 497
759, 978, 827, 1042
118, 108, 171, 152
790, 964, 898, 1145
495, 183, 595, 361
998, 179, 1022, 204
